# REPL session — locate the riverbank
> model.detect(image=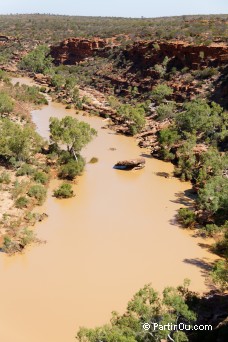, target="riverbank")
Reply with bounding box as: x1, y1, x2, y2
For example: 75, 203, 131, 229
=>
0, 74, 52, 252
